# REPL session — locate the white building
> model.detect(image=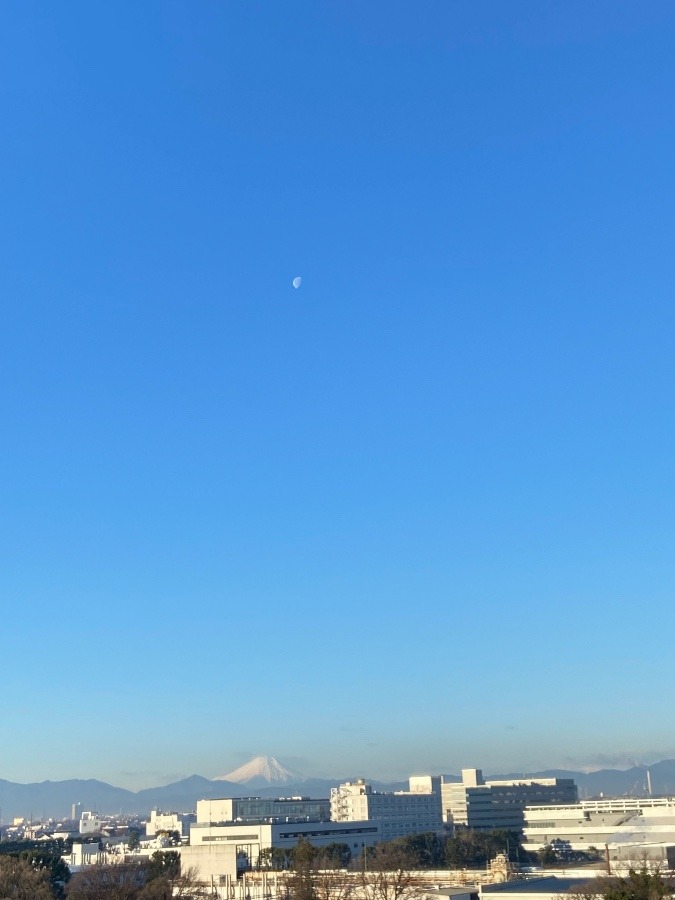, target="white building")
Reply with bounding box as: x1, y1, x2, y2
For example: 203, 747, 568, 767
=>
330, 778, 443, 840
523, 797, 675, 856
79, 811, 101, 835
146, 810, 195, 839
442, 769, 578, 831
64, 842, 104, 872
196, 797, 330, 825
183, 819, 381, 886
